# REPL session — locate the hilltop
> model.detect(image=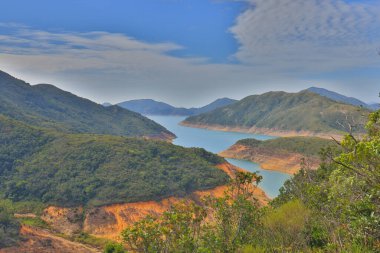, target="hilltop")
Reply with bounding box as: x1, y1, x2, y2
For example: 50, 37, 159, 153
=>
182, 90, 370, 138
0, 70, 174, 140
220, 136, 335, 174
307, 87, 374, 109
0, 115, 229, 207
116, 97, 237, 116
